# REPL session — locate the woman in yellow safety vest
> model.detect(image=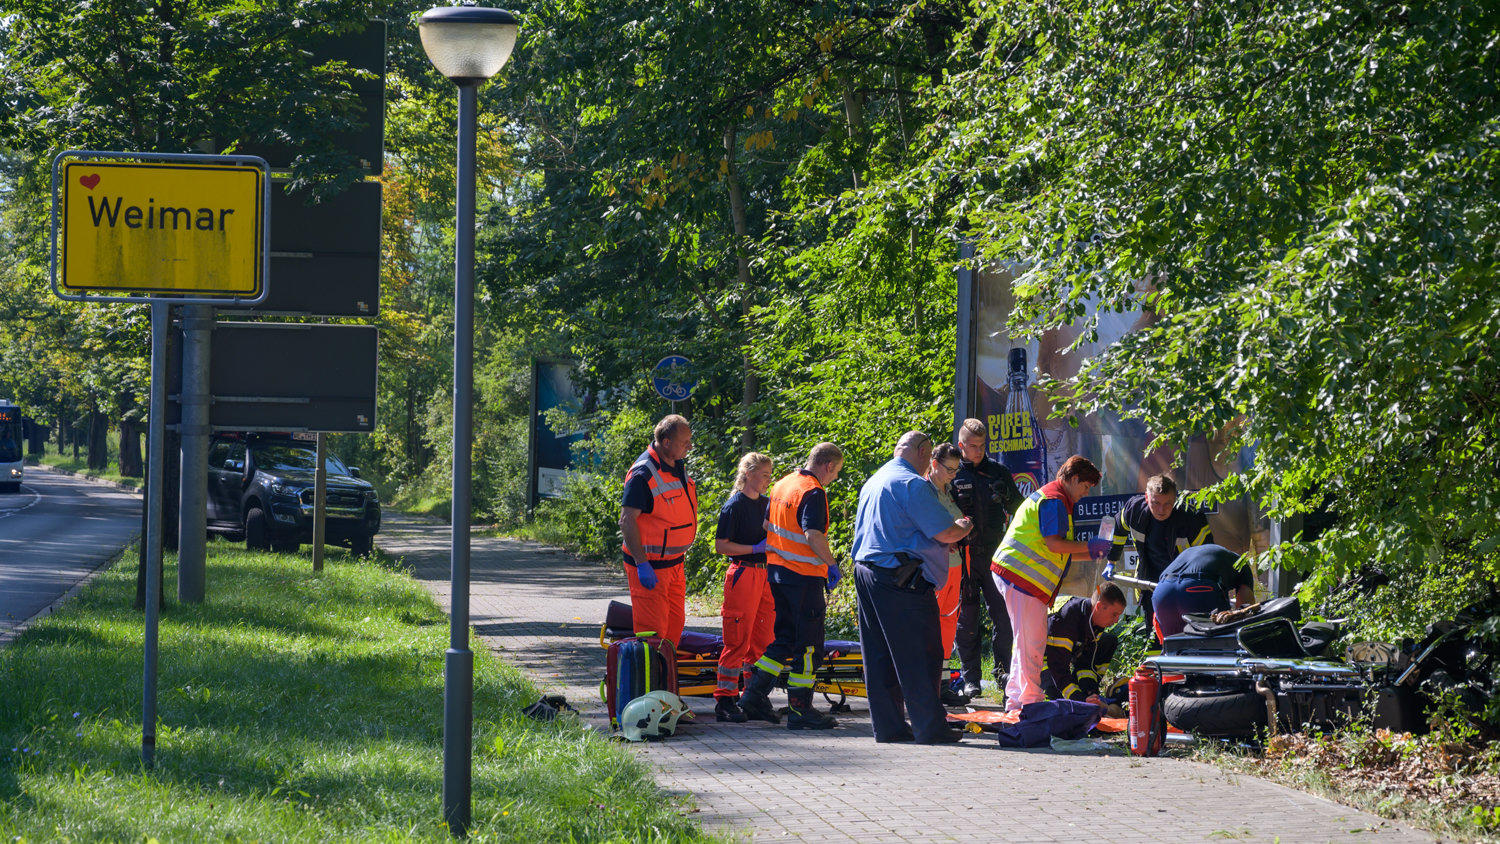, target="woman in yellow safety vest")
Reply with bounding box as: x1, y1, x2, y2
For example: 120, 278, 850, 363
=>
990, 455, 1111, 713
